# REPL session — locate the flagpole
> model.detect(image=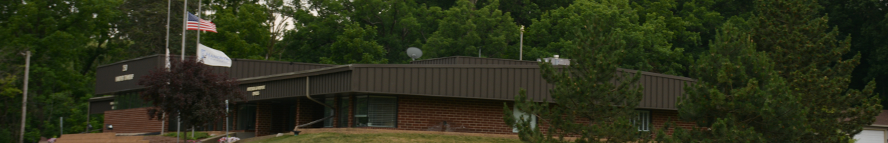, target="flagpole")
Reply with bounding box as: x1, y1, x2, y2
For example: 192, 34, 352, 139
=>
196, 0, 201, 61
178, 0, 187, 143
193, 1, 201, 138
182, 0, 188, 62
162, 0, 171, 135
